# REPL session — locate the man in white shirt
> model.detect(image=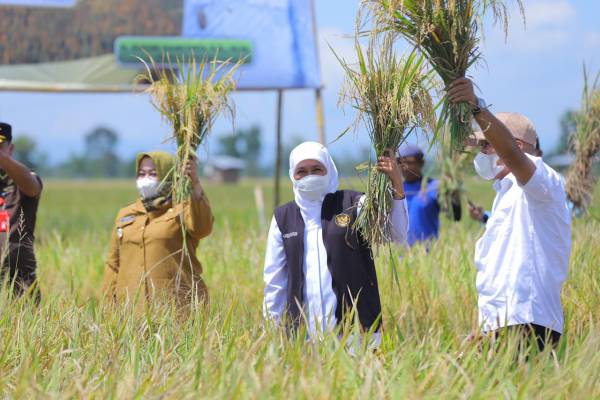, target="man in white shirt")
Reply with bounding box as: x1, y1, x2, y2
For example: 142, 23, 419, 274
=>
447, 79, 572, 351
